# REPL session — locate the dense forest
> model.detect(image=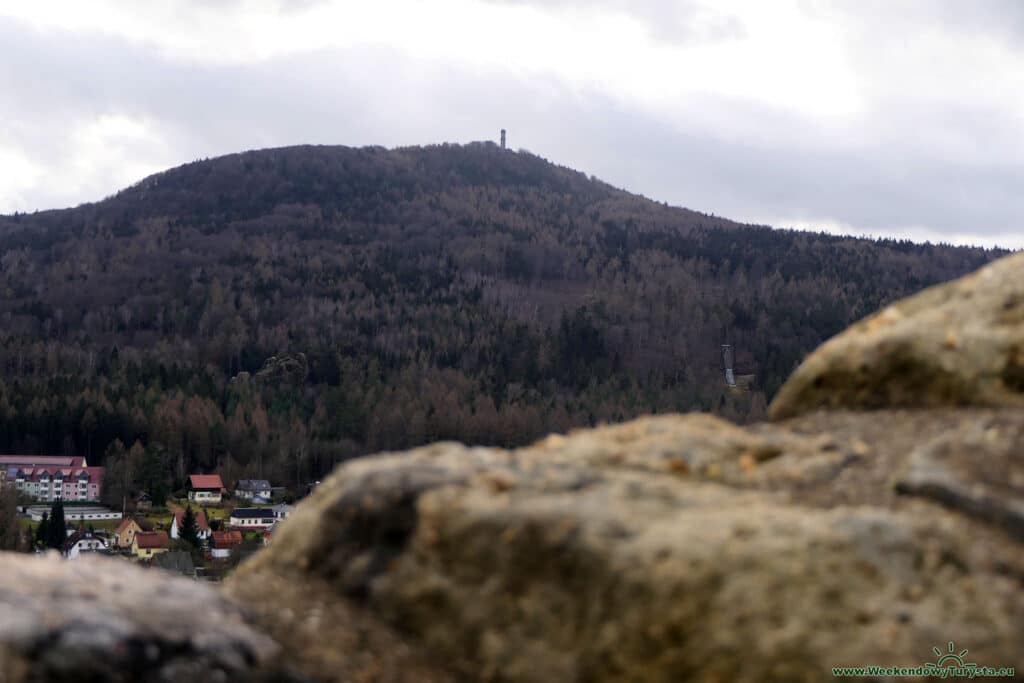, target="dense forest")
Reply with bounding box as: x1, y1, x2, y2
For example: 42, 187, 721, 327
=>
0, 142, 1007, 500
